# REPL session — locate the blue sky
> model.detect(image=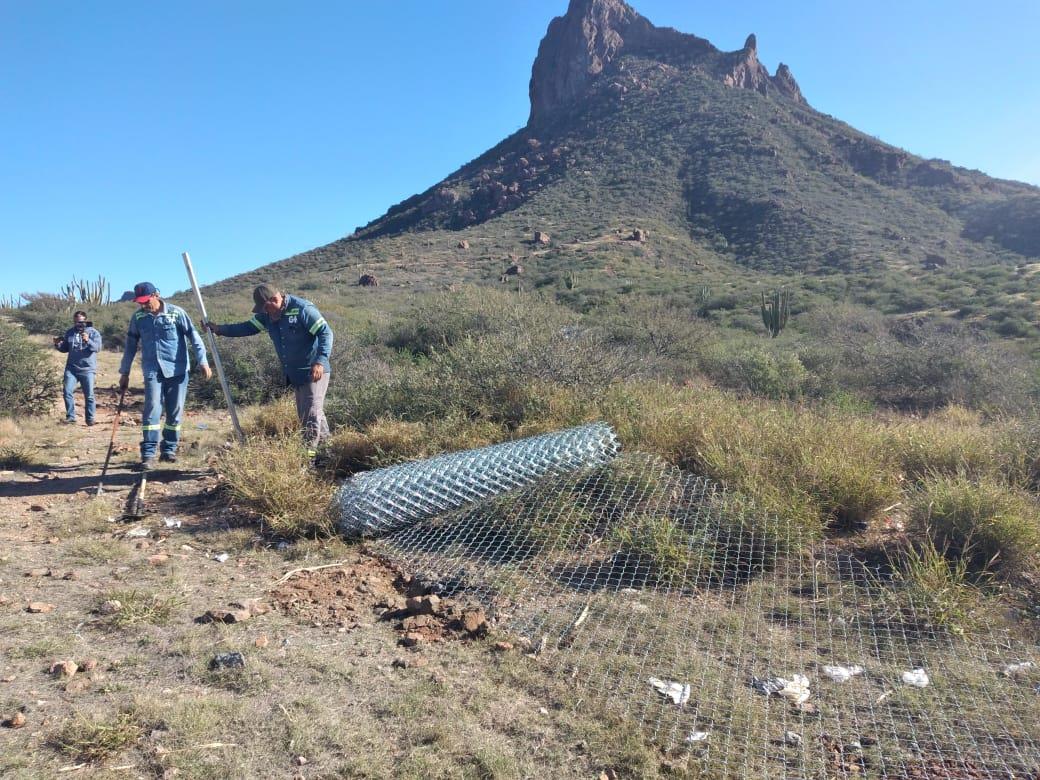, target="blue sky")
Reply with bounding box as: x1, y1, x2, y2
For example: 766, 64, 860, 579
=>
2, 0, 1038, 301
